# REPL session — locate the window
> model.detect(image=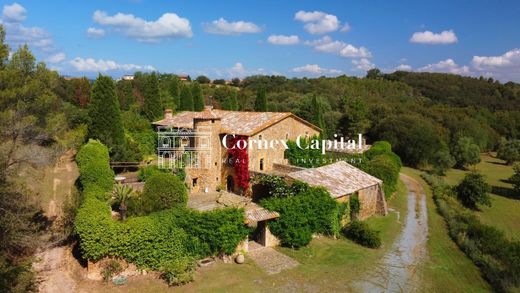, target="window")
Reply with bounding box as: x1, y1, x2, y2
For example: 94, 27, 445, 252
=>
258, 134, 263, 140
305, 131, 309, 139
285, 133, 289, 140
192, 178, 198, 187
259, 158, 264, 171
